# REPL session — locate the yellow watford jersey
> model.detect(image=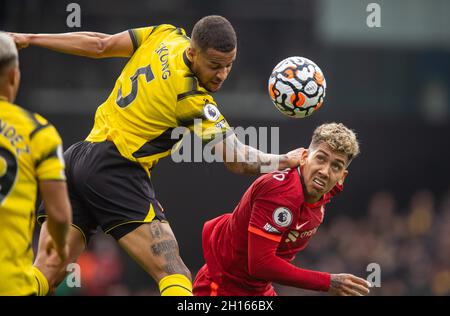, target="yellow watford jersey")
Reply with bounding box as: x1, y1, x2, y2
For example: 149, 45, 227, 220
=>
86, 24, 231, 172
0, 100, 65, 295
